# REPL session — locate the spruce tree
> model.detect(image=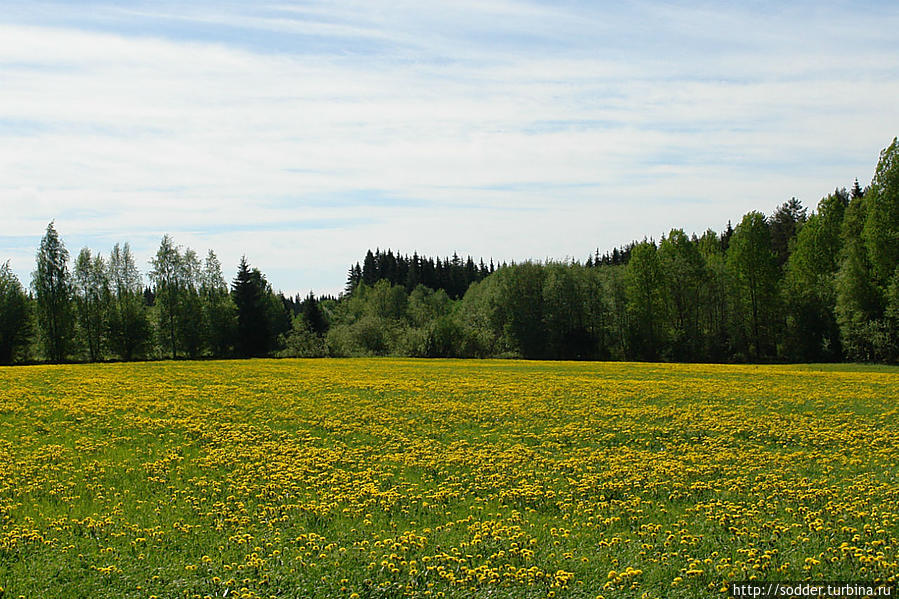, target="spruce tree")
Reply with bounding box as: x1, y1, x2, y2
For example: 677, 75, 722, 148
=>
232, 257, 273, 357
